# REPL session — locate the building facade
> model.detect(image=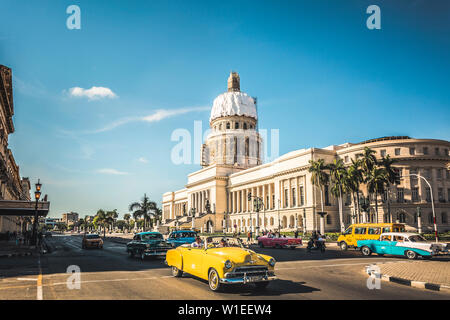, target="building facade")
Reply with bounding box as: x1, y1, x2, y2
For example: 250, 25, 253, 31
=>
0, 65, 33, 234
162, 73, 450, 233
61, 212, 79, 226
